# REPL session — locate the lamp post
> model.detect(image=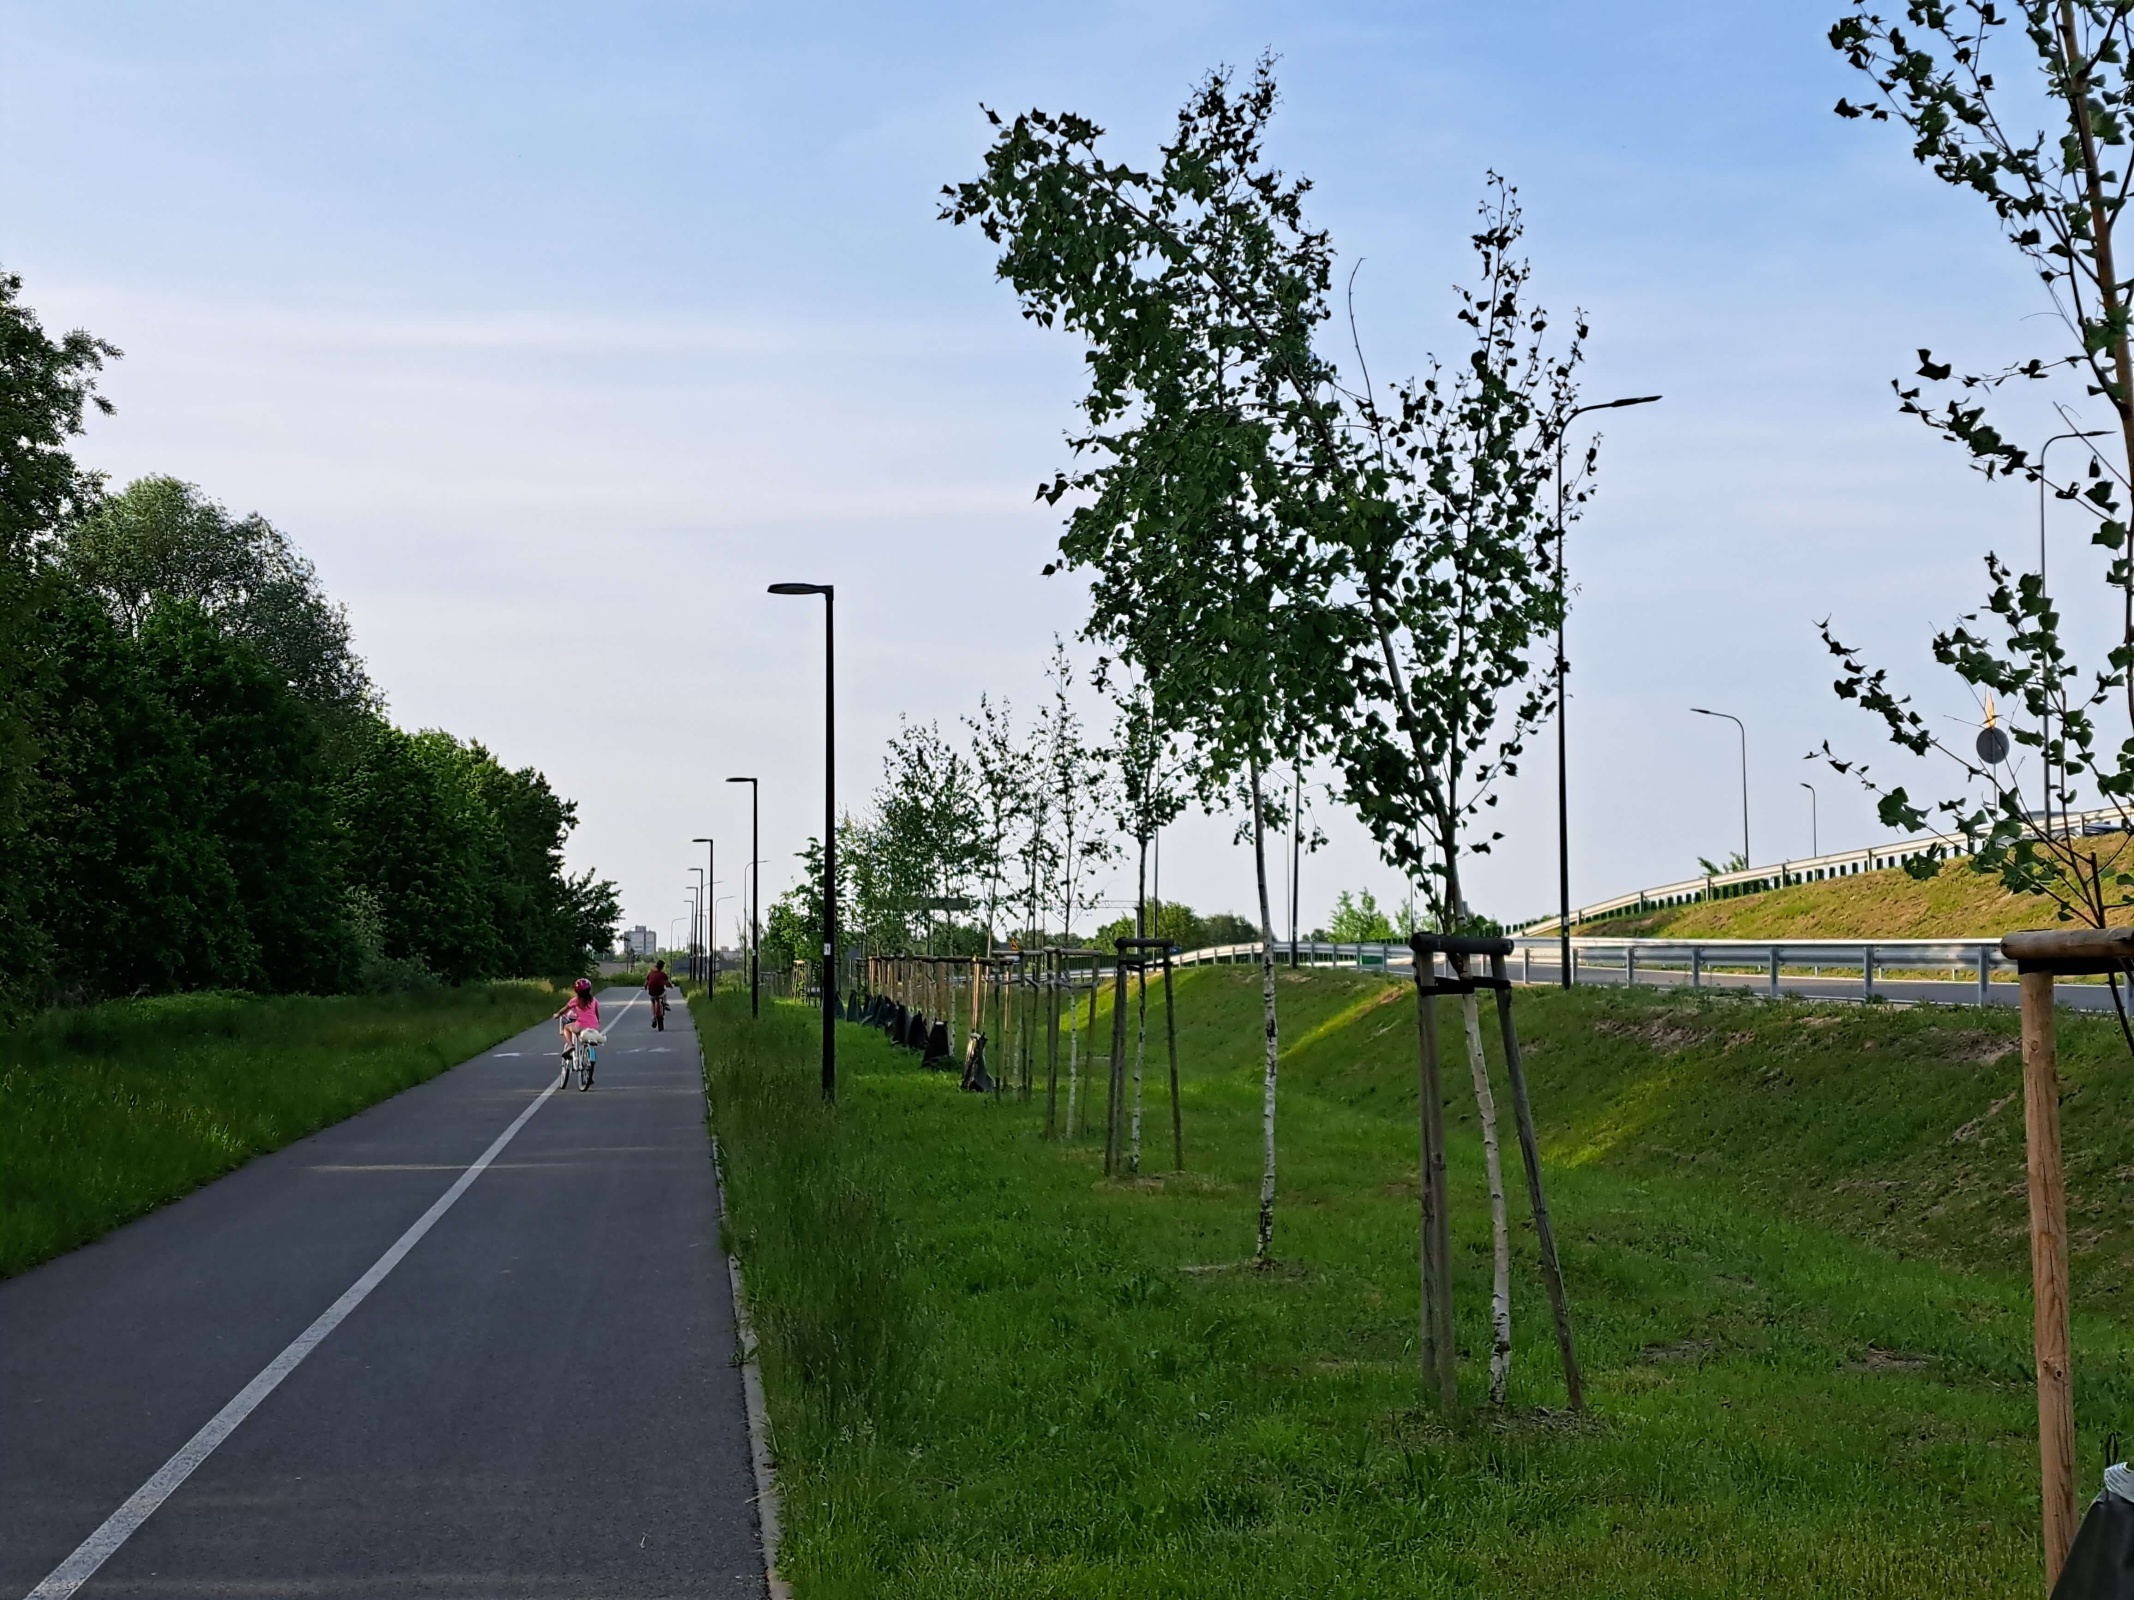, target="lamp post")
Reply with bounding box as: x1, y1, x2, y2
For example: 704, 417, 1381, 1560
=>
1692, 707, 1750, 867
2038, 427, 2107, 840
1800, 781, 1818, 859
1554, 393, 1661, 986
689, 867, 706, 984
725, 778, 760, 1016
692, 837, 715, 997
769, 581, 837, 1101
